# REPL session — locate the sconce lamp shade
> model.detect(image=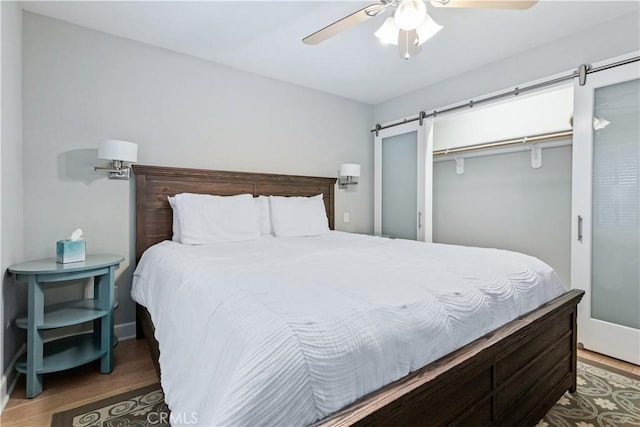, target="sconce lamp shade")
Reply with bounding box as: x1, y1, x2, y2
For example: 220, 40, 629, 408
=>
339, 163, 361, 177
98, 139, 138, 163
